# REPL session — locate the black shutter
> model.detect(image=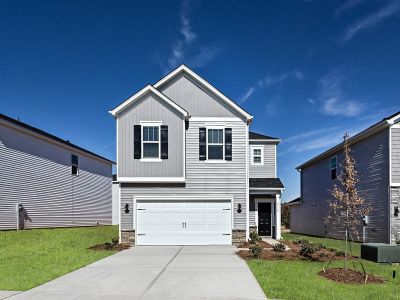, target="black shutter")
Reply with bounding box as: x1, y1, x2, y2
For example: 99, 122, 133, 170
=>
199, 127, 206, 161
225, 128, 232, 161
161, 125, 168, 159
134, 125, 141, 159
